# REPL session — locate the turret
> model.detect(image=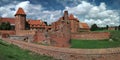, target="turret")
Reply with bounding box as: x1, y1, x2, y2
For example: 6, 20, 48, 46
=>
15, 7, 26, 34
